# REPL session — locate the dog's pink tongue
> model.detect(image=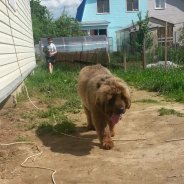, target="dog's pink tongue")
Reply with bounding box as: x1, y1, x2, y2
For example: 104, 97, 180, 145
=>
111, 113, 121, 125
